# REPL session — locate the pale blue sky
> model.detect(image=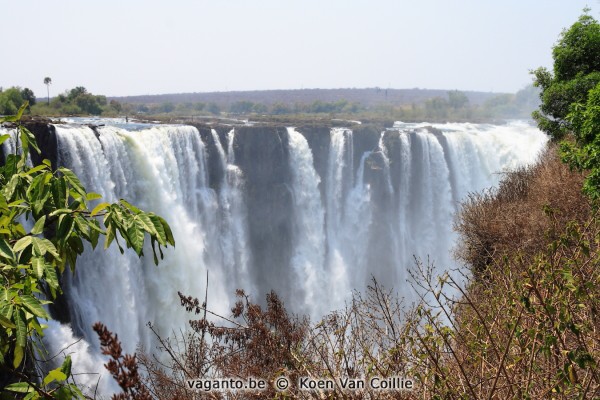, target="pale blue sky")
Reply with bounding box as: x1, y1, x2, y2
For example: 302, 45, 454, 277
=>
1, 1, 596, 97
